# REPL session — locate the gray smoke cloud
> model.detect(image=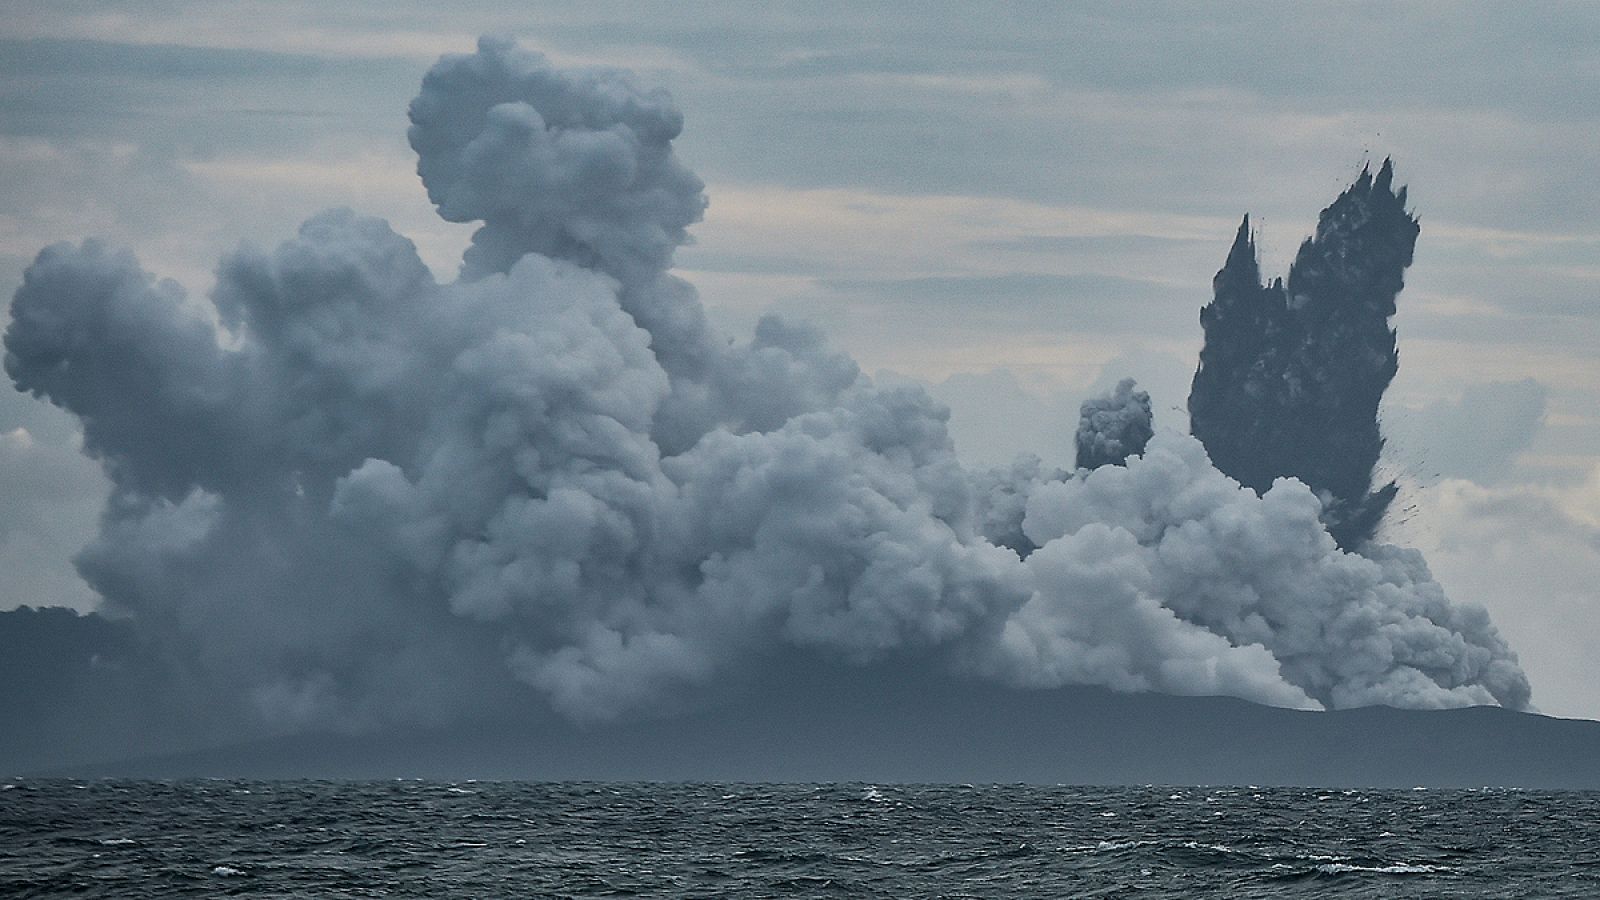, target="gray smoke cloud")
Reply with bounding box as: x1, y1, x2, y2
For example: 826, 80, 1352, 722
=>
1075, 378, 1154, 471
3, 39, 1529, 744
1189, 162, 1417, 549
1384, 379, 1550, 486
